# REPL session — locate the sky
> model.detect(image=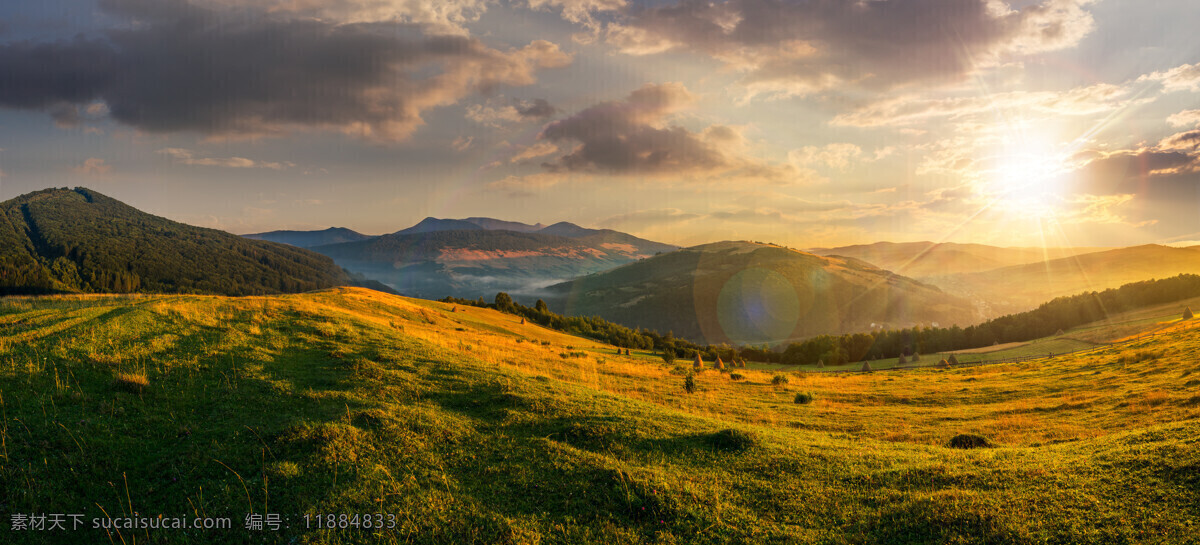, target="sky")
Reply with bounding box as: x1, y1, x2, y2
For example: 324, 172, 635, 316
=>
0, 0, 1198, 249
